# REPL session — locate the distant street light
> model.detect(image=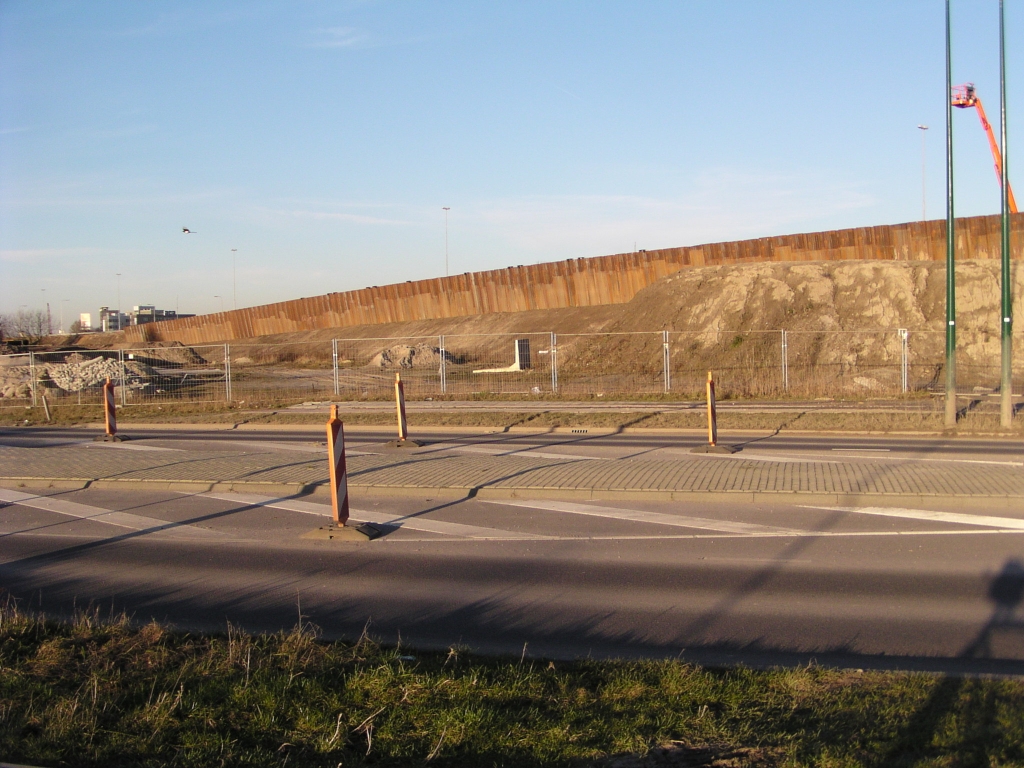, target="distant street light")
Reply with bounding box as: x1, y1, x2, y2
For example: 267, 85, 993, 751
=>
442, 207, 451, 277
60, 299, 69, 334
231, 249, 238, 310
214, 295, 224, 313
918, 125, 929, 221
116, 273, 122, 331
